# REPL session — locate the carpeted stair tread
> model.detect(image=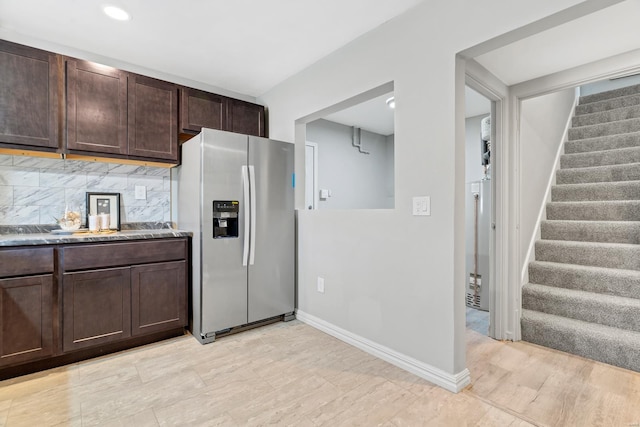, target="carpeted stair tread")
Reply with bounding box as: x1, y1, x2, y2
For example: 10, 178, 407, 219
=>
540, 220, 640, 244
528, 261, 640, 299
560, 146, 640, 169
523, 82, 640, 372
575, 93, 640, 116
568, 117, 640, 141
522, 283, 640, 332
572, 104, 640, 127
564, 132, 640, 154
546, 200, 640, 221
521, 309, 640, 372
535, 239, 640, 271
551, 181, 640, 202
579, 83, 640, 104
556, 162, 640, 184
